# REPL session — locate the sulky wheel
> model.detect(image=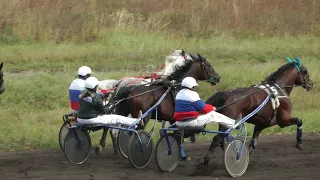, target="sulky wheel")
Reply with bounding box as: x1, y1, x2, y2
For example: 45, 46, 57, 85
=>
155, 134, 180, 172
128, 130, 153, 169
224, 139, 249, 177
117, 129, 132, 158
59, 122, 69, 151
64, 128, 91, 165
